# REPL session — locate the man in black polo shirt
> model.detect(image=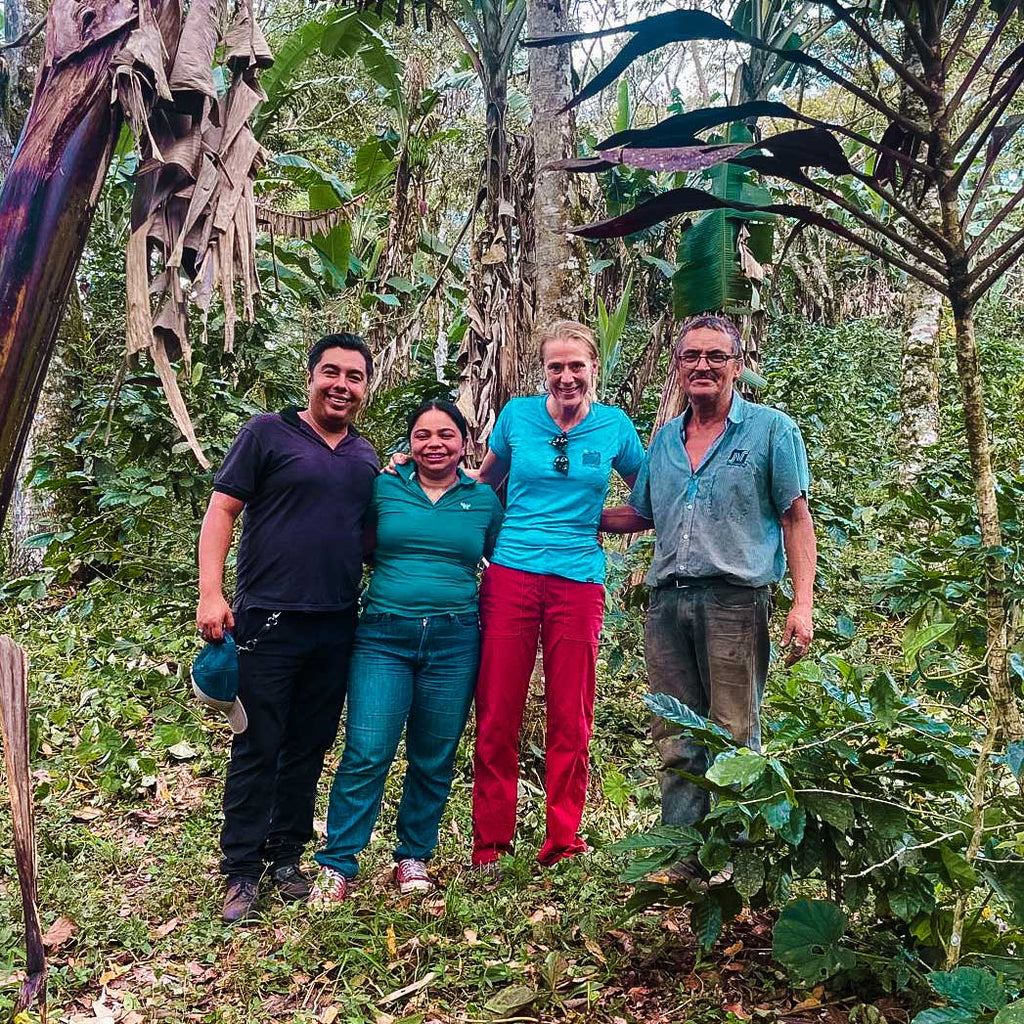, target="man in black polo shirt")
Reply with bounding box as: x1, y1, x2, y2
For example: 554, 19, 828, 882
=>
196, 333, 379, 923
